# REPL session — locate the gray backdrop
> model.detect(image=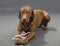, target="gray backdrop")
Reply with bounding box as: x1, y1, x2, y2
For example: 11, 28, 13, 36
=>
0, 0, 60, 15
0, 0, 60, 46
